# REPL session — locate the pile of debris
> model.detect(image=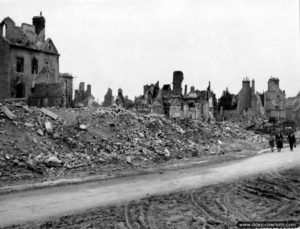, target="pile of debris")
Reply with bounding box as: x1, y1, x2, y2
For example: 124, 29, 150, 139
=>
0, 101, 268, 184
